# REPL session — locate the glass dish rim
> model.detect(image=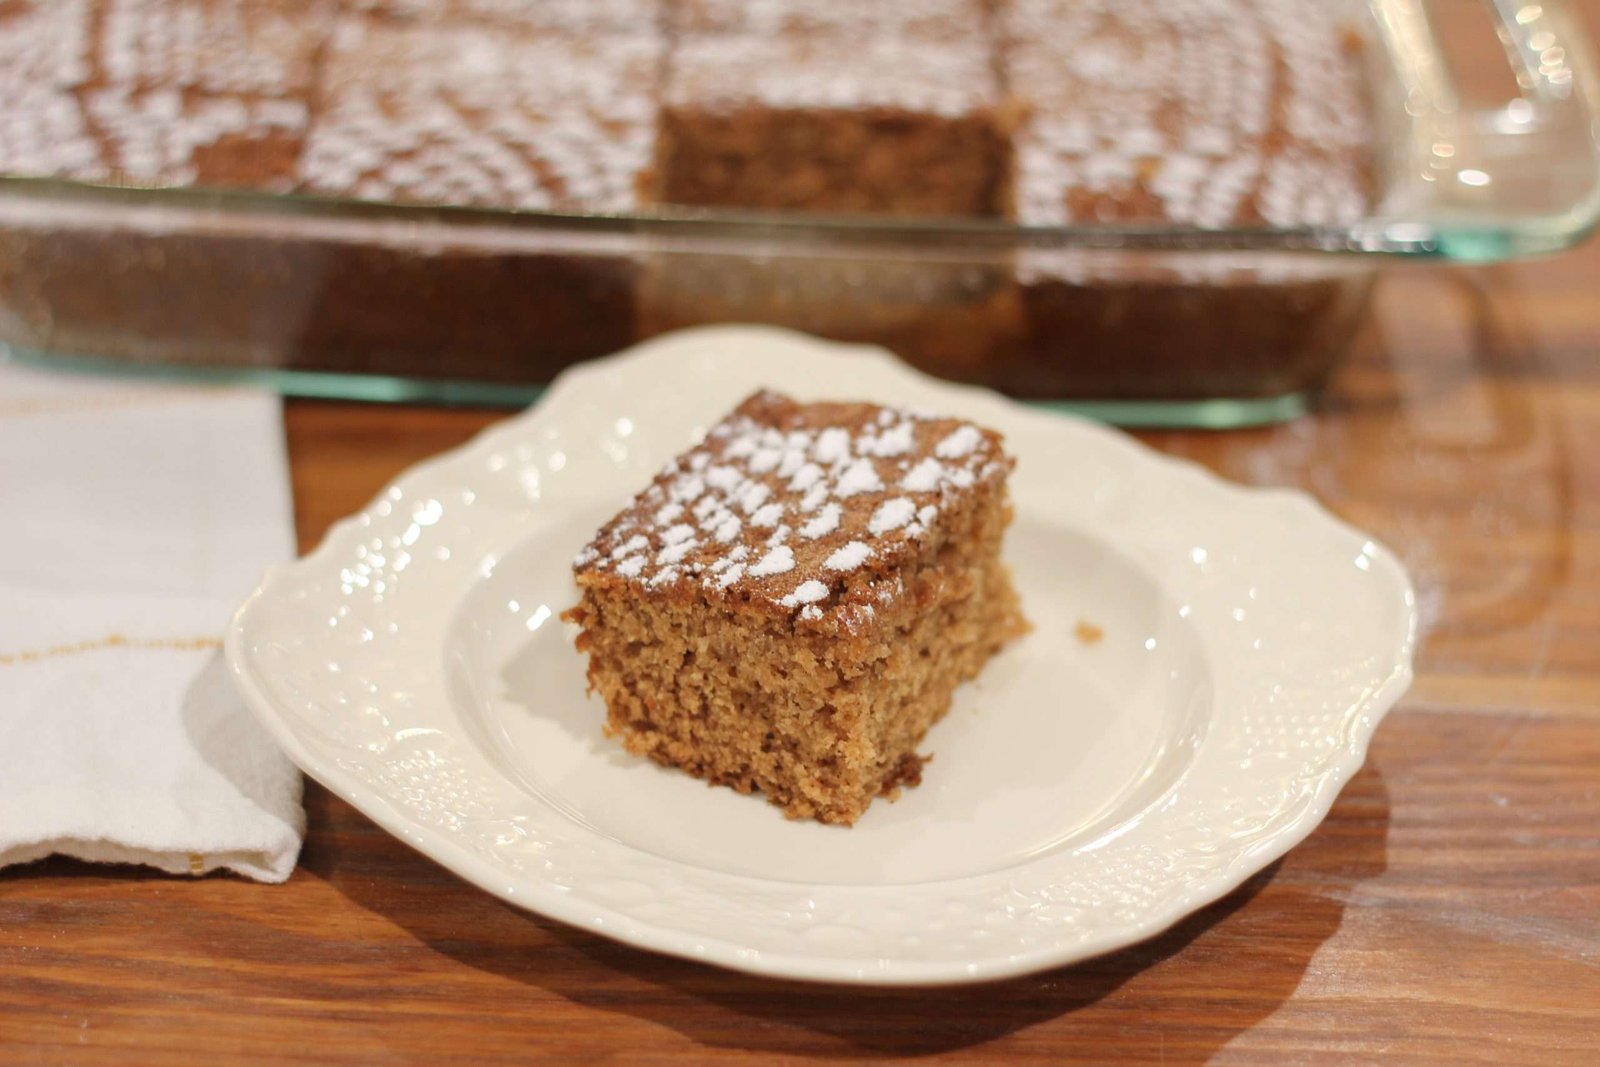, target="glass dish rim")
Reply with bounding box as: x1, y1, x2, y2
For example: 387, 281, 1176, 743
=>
2, 165, 1592, 261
